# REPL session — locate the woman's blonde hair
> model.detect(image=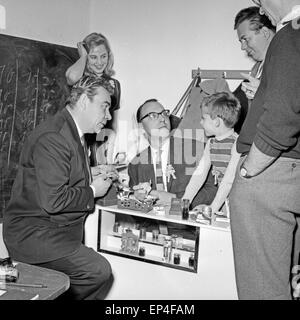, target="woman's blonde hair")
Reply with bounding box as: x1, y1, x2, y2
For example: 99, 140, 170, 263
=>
83, 32, 115, 77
